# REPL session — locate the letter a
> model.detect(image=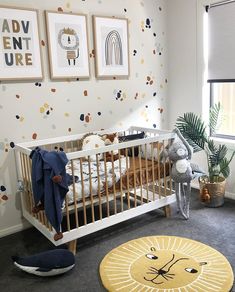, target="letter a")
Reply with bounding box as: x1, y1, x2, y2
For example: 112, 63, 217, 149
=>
2, 19, 10, 33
